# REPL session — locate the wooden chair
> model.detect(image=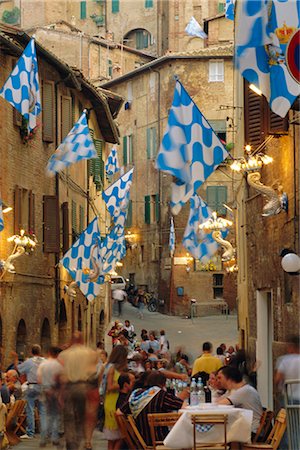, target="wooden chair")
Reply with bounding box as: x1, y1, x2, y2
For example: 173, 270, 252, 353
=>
191, 414, 229, 450
253, 410, 274, 443
116, 413, 141, 450
148, 412, 181, 450
127, 414, 153, 450
242, 409, 286, 450
6, 399, 26, 445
